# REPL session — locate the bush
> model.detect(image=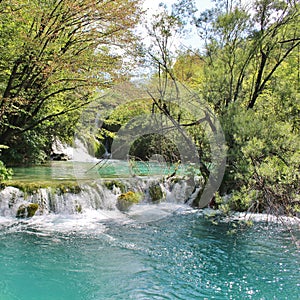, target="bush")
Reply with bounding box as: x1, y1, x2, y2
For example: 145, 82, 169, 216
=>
220, 100, 300, 215
0, 160, 13, 181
